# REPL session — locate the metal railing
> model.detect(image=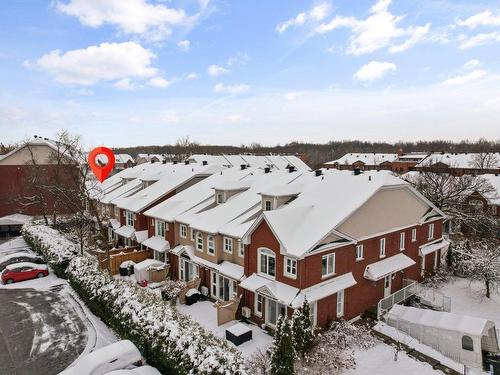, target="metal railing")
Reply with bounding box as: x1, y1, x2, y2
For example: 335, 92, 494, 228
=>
377, 279, 417, 318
